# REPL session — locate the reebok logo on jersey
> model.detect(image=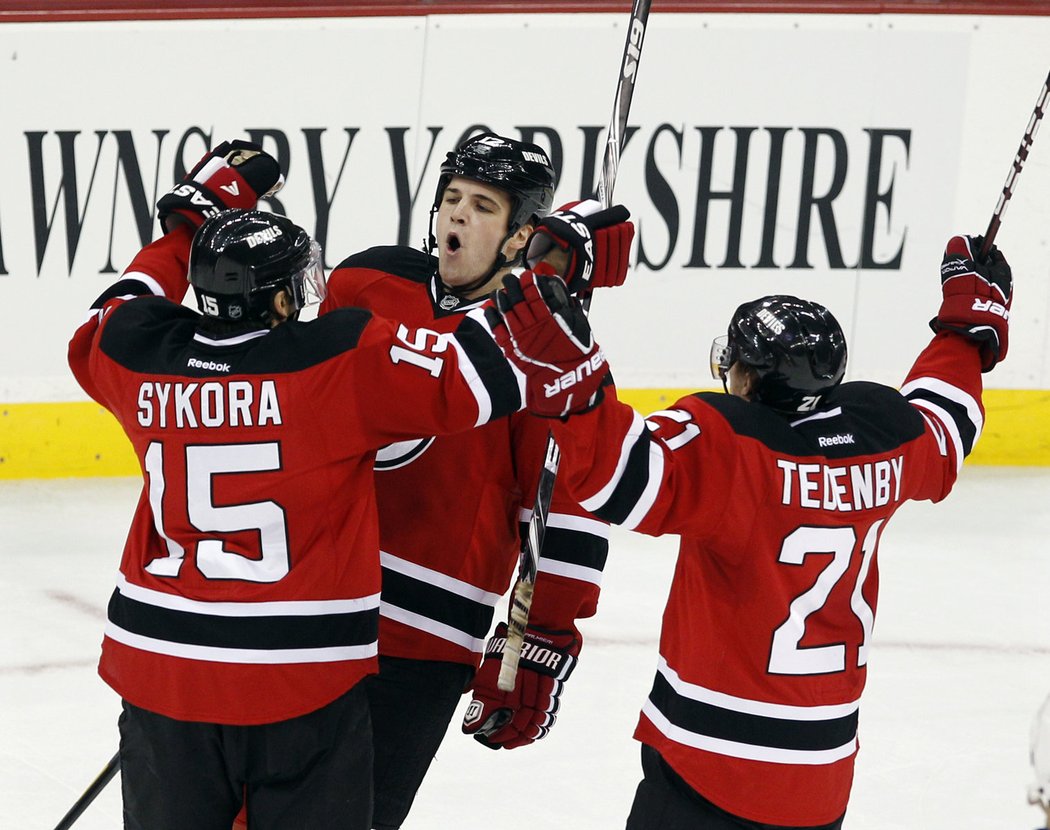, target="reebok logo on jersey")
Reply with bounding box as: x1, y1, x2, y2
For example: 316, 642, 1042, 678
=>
187, 357, 232, 373
818, 433, 855, 448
